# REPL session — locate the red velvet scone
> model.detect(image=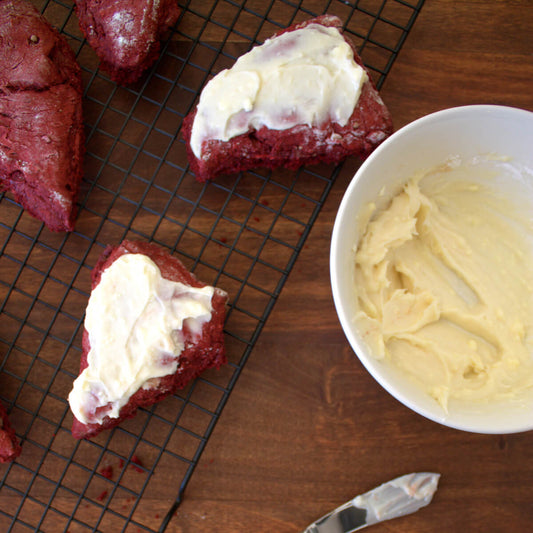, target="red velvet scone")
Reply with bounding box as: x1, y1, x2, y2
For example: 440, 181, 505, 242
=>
182, 15, 393, 182
0, 0, 84, 232
69, 240, 228, 439
0, 402, 21, 464
75, 0, 180, 85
